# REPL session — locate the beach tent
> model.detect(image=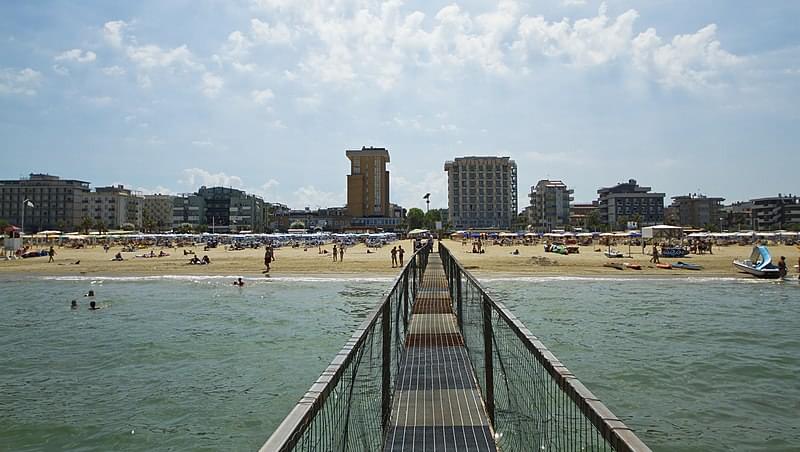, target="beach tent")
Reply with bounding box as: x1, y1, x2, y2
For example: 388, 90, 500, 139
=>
642, 225, 683, 240
408, 229, 429, 237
